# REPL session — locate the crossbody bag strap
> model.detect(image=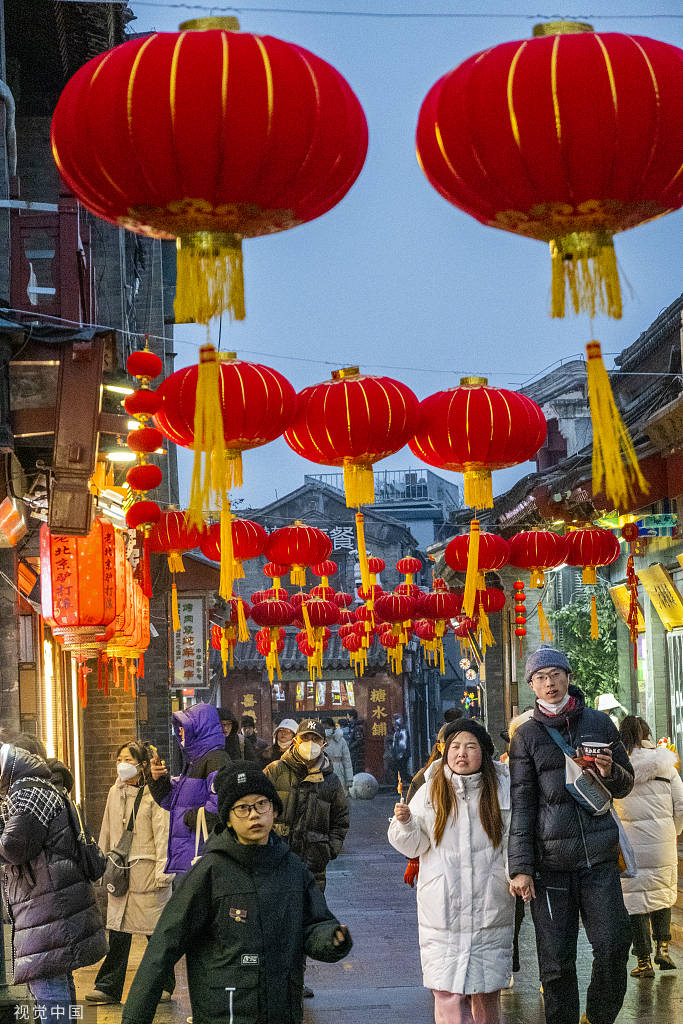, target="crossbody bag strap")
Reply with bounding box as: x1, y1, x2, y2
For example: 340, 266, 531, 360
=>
126, 786, 145, 832
543, 725, 578, 759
